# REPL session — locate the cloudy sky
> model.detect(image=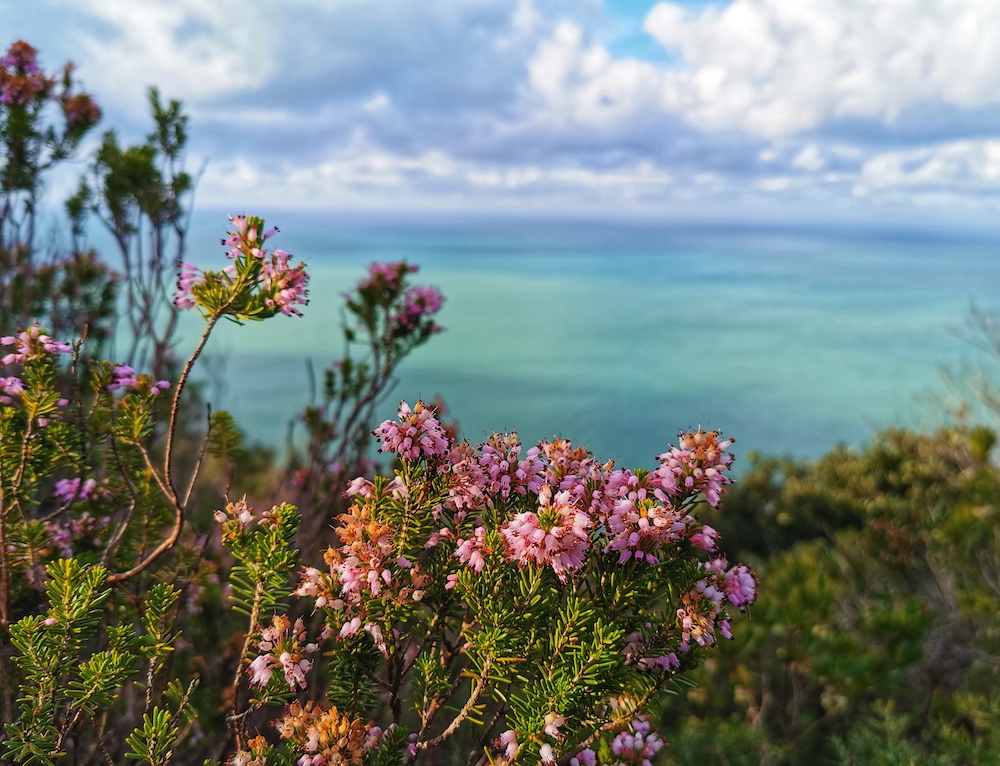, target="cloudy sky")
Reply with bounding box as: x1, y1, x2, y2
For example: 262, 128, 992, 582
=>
5, 0, 1000, 226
